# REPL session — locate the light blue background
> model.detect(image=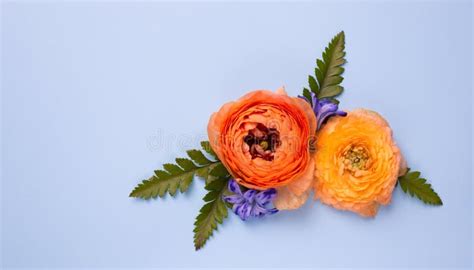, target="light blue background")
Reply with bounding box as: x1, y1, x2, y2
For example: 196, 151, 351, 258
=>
1, 1, 472, 269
